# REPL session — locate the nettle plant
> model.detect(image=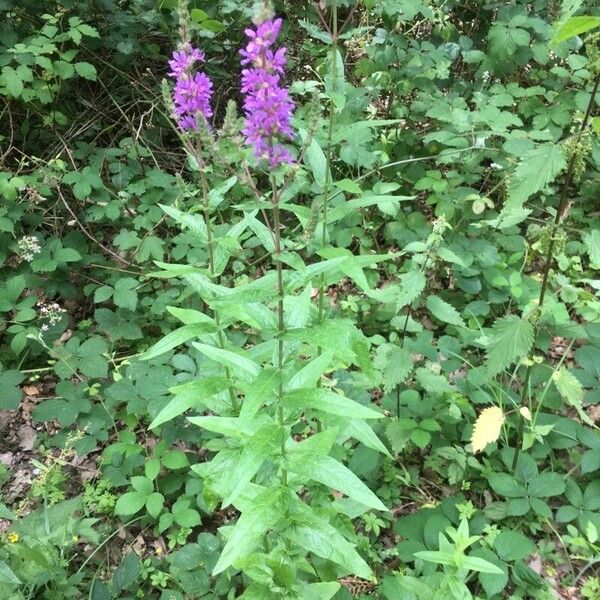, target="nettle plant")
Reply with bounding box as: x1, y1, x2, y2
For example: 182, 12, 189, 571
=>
142, 2, 391, 598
